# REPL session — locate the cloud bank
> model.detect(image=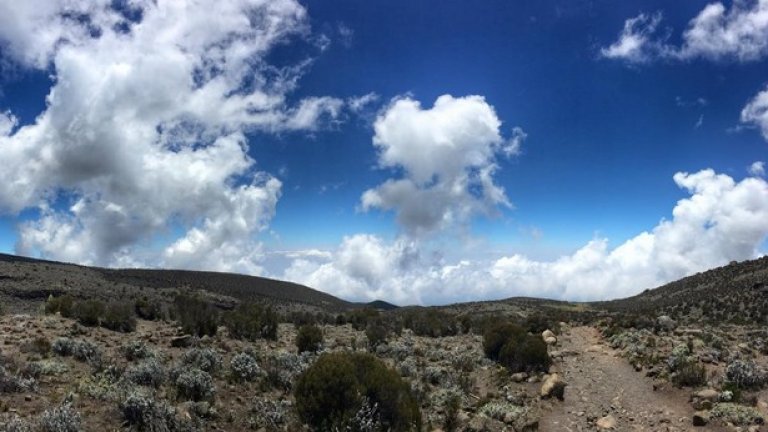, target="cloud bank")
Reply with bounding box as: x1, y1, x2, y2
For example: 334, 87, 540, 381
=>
286, 169, 768, 304
0, 0, 348, 271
